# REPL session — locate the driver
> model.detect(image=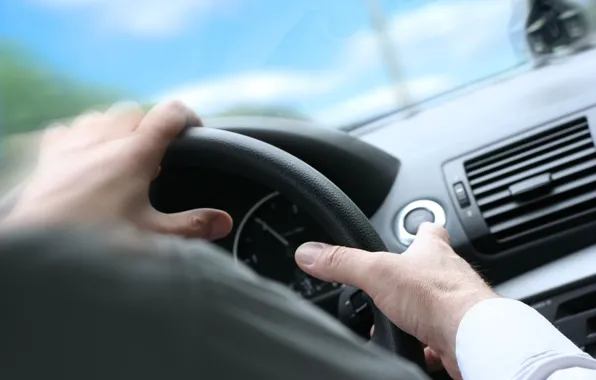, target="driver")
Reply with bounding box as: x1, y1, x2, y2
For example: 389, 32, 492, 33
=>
1, 101, 596, 380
